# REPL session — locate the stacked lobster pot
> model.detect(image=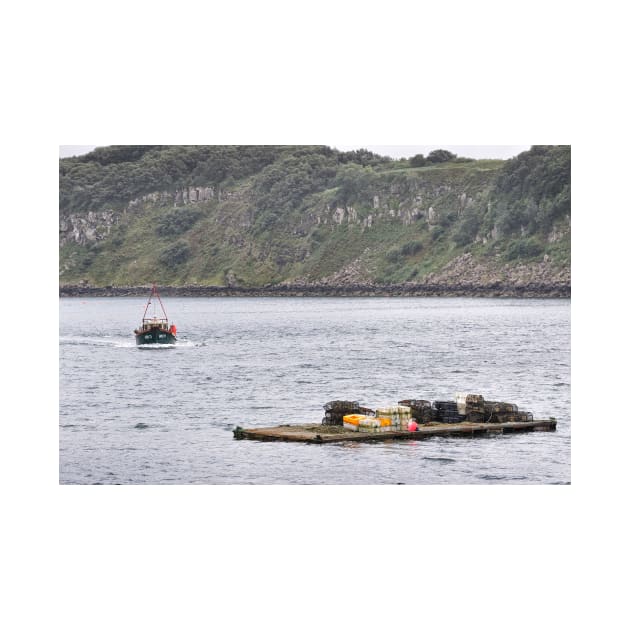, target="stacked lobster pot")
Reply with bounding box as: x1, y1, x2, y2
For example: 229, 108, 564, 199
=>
398, 399, 436, 424
322, 400, 361, 426
455, 393, 486, 423
433, 400, 466, 423
484, 404, 534, 424
324, 395, 535, 428
454, 394, 534, 423
483, 400, 520, 423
